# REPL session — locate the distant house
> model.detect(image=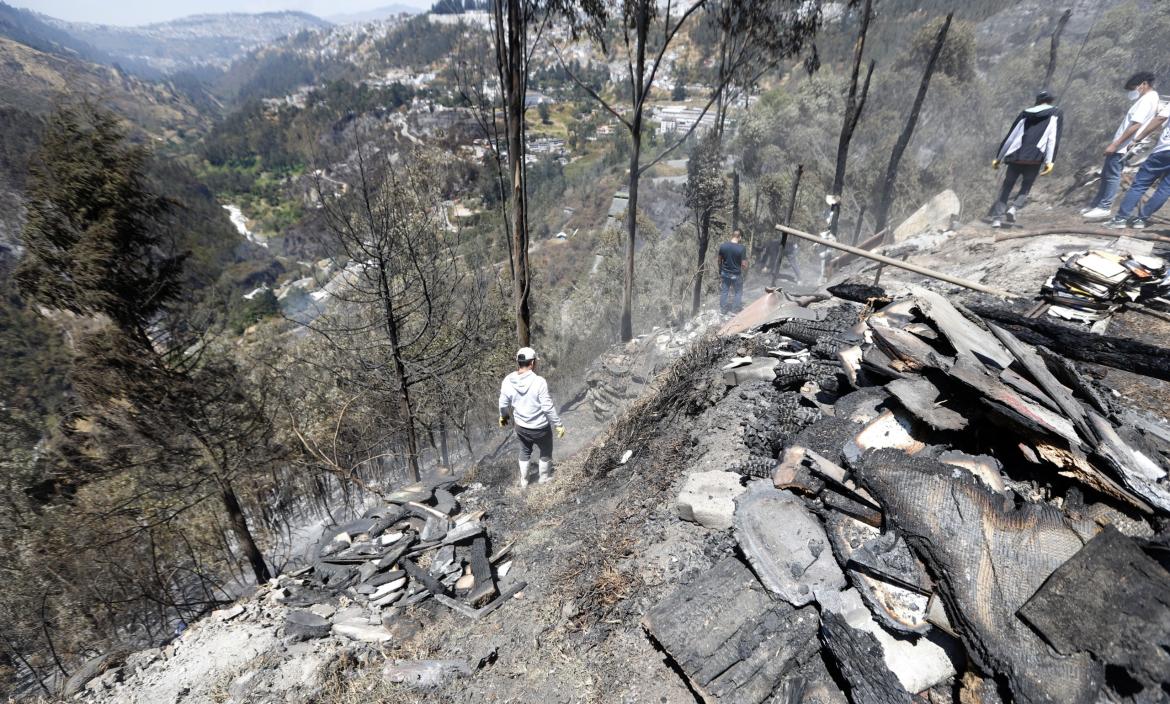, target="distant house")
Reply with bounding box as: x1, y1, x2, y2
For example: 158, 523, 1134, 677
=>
607, 191, 630, 228
525, 91, 555, 107
653, 104, 720, 135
